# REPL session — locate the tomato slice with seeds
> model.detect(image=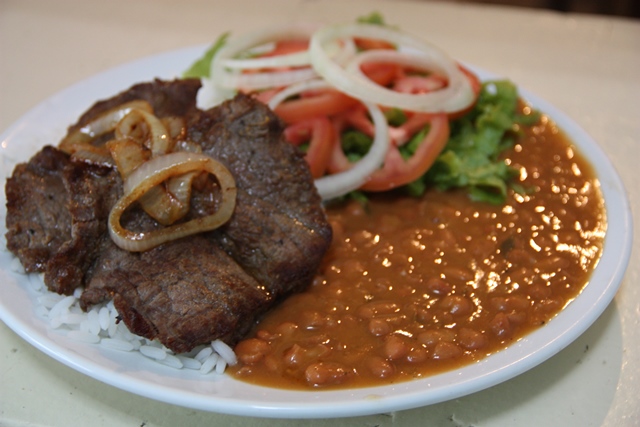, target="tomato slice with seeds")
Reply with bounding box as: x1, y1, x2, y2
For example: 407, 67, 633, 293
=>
274, 89, 358, 124
447, 65, 481, 120
360, 112, 449, 192
328, 107, 450, 192
283, 116, 336, 178
245, 37, 477, 194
